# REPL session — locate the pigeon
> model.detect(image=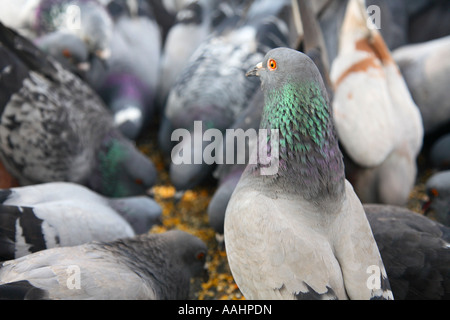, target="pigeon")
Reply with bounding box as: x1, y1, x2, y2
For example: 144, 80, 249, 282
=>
423, 170, 450, 227
393, 35, 450, 134
208, 90, 263, 238
162, 0, 293, 191
0, 230, 208, 299
0, 182, 162, 261
33, 0, 114, 61
224, 47, 393, 300
329, 0, 423, 205
429, 133, 450, 170
33, 30, 109, 90
157, 0, 221, 110
208, 0, 335, 240
0, 22, 157, 197
364, 204, 450, 300
34, 30, 91, 75
96, 0, 162, 140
